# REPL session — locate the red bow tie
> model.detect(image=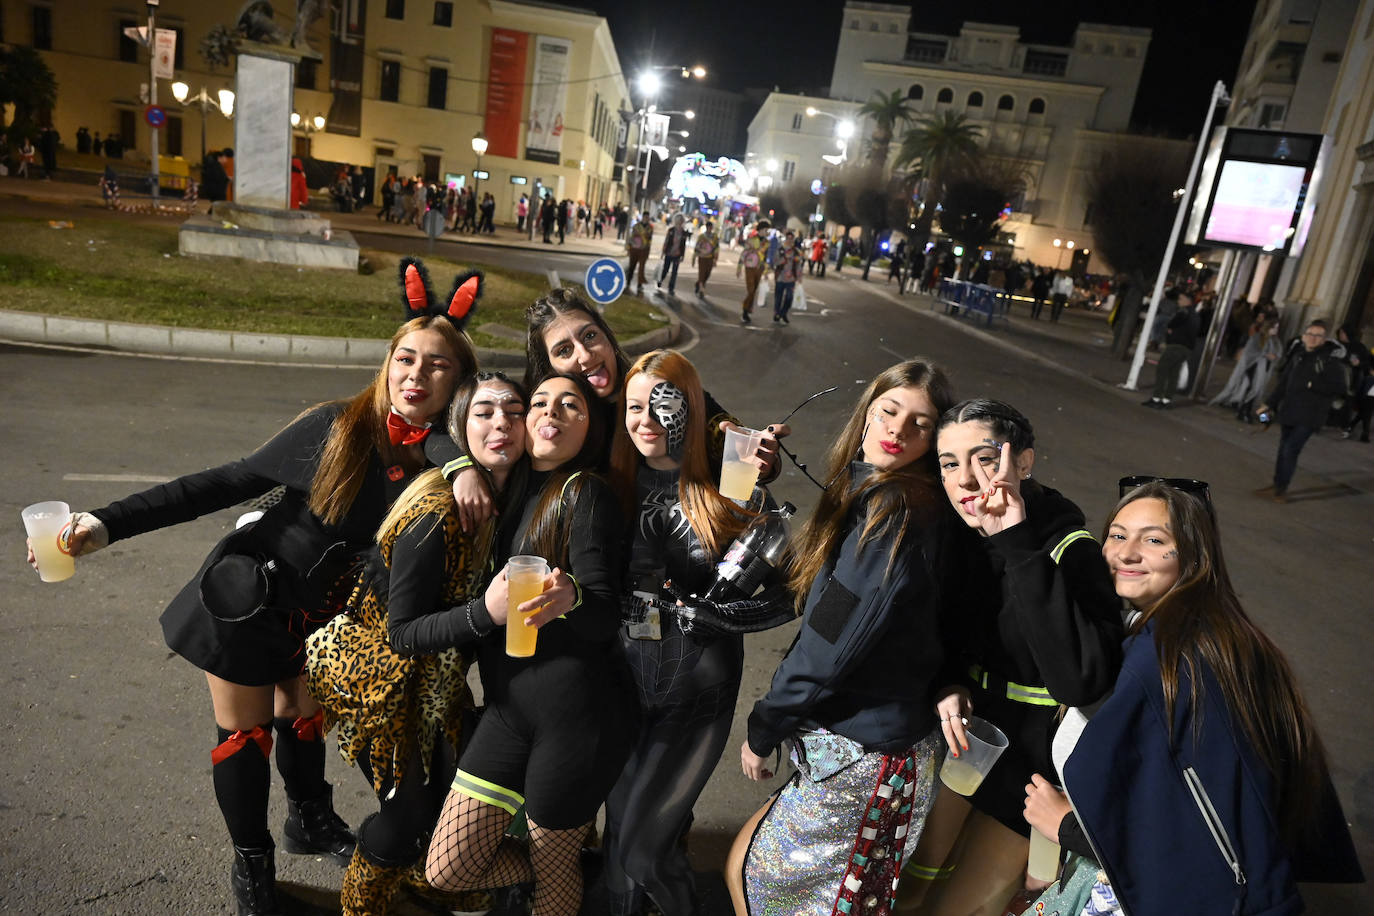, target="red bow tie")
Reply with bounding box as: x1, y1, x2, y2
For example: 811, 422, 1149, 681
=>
387, 410, 432, 447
